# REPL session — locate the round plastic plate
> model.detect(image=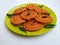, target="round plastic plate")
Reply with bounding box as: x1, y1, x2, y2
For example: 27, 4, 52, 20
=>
5, 3, 57, 36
